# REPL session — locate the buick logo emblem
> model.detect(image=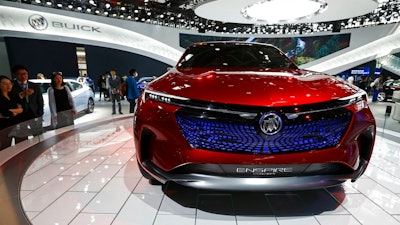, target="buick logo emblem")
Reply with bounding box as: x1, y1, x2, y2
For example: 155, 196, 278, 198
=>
28, 14, 48, 30
259, 112, 283, 135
